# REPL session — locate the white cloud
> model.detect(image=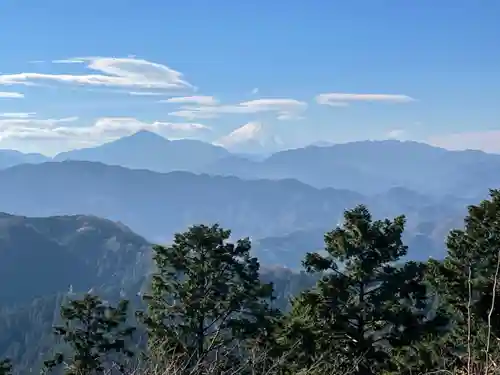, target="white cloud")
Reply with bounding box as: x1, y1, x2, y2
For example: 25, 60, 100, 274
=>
52, 59, 84, 64
0, 57, 194, 91
0, 91, 24, 98
128, 91, 166, 96
427, 131, 500, 154
170, 98, 307, 121
169, 110, 219, 120
0, 112, 36, 118
316, 93, 415, 106
276, 113, 305, 121
68, 117, 210, 139
0, 116, 210, 152
161, 95, 219, 106
0, 116, 78, 131
386, 129, 407, 140
0, 117, 80, 146
238, 99, 306, 113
